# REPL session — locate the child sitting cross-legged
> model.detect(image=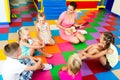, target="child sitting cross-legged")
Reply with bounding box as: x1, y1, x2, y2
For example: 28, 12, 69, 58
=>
1, 42, 52, 80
